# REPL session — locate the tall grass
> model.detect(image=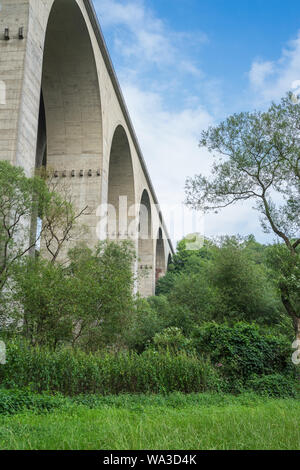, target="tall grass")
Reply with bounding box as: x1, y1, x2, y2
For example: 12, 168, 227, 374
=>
0, 397, 299, 450
0, 340, 221, 395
